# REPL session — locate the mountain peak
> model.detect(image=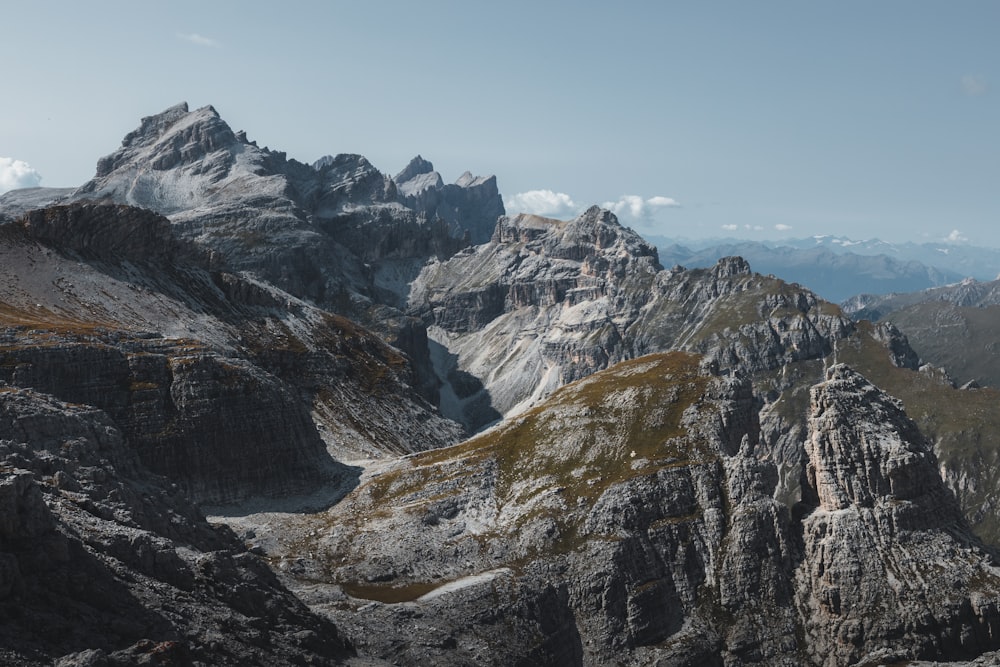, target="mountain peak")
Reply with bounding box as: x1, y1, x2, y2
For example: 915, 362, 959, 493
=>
808, 362, 940, 510
394, 155, 436, 184
580, 204, 620, 226
91, 102, 237, 181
